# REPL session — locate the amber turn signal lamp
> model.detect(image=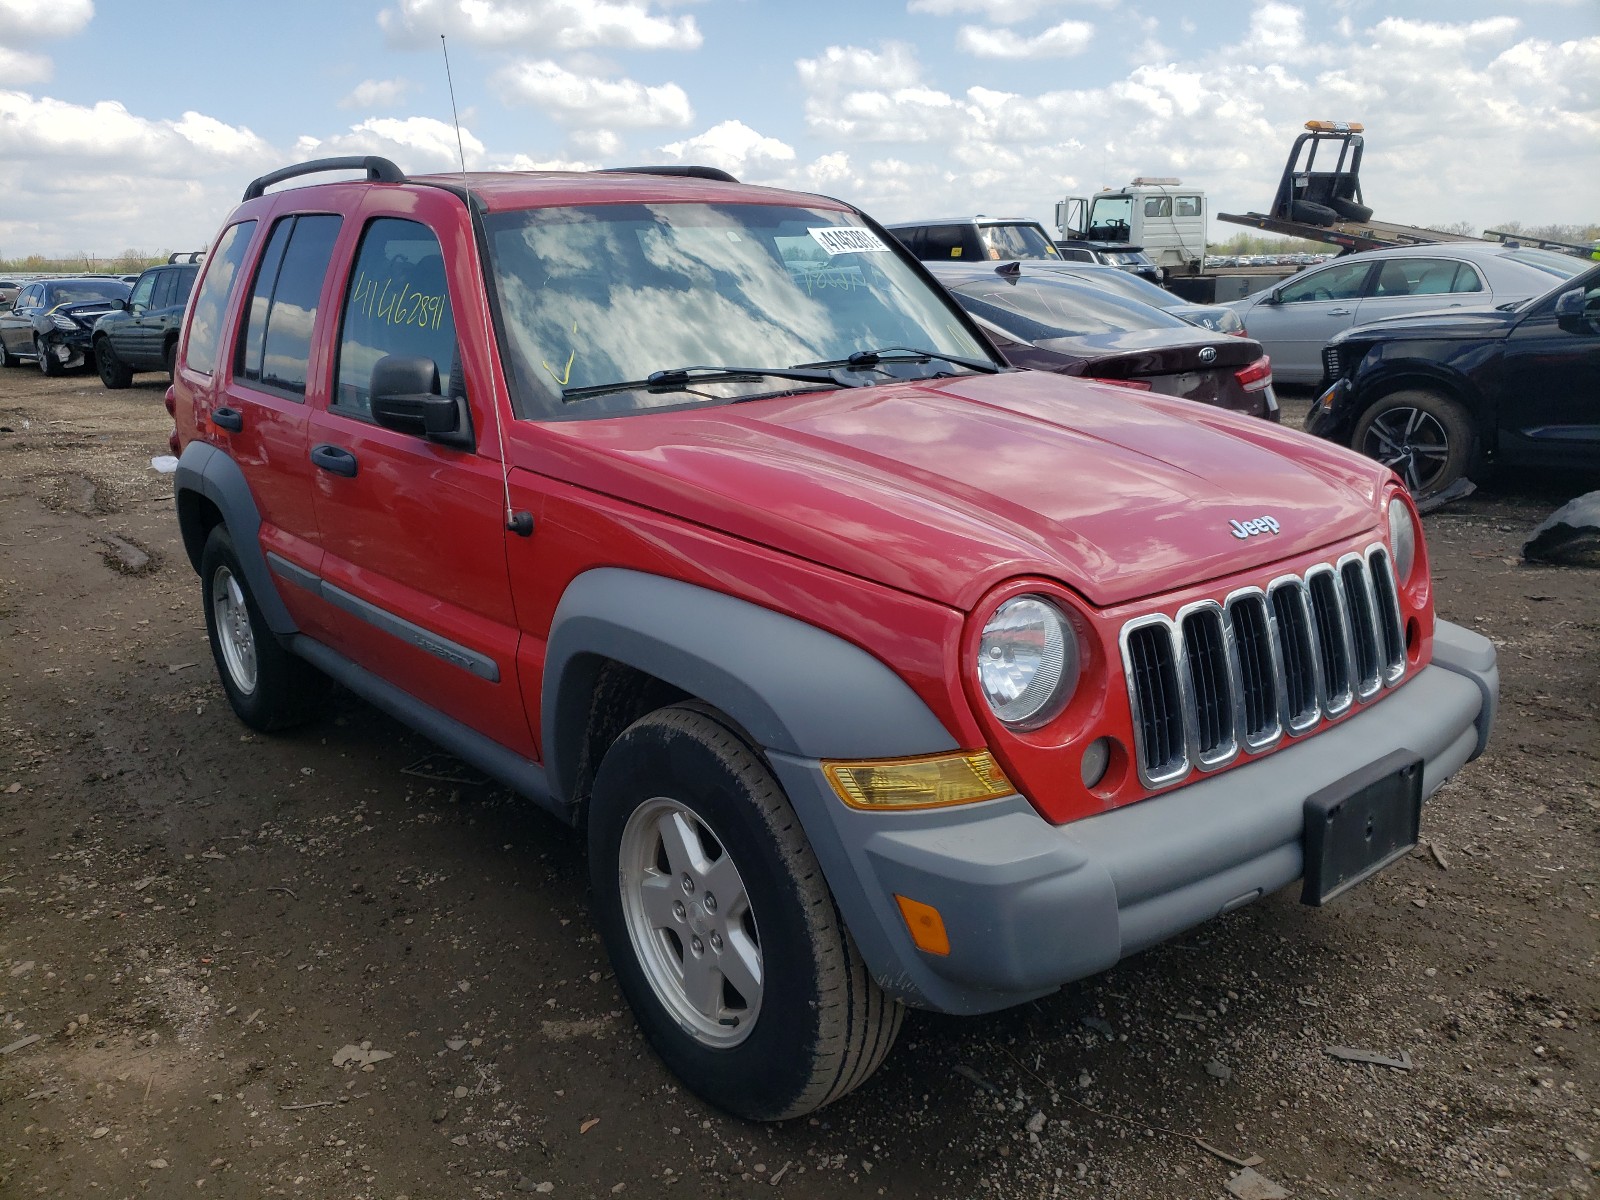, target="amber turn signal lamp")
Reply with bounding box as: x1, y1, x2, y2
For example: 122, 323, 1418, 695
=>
894, 895, 951, 956
822, 751, 1014, 811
